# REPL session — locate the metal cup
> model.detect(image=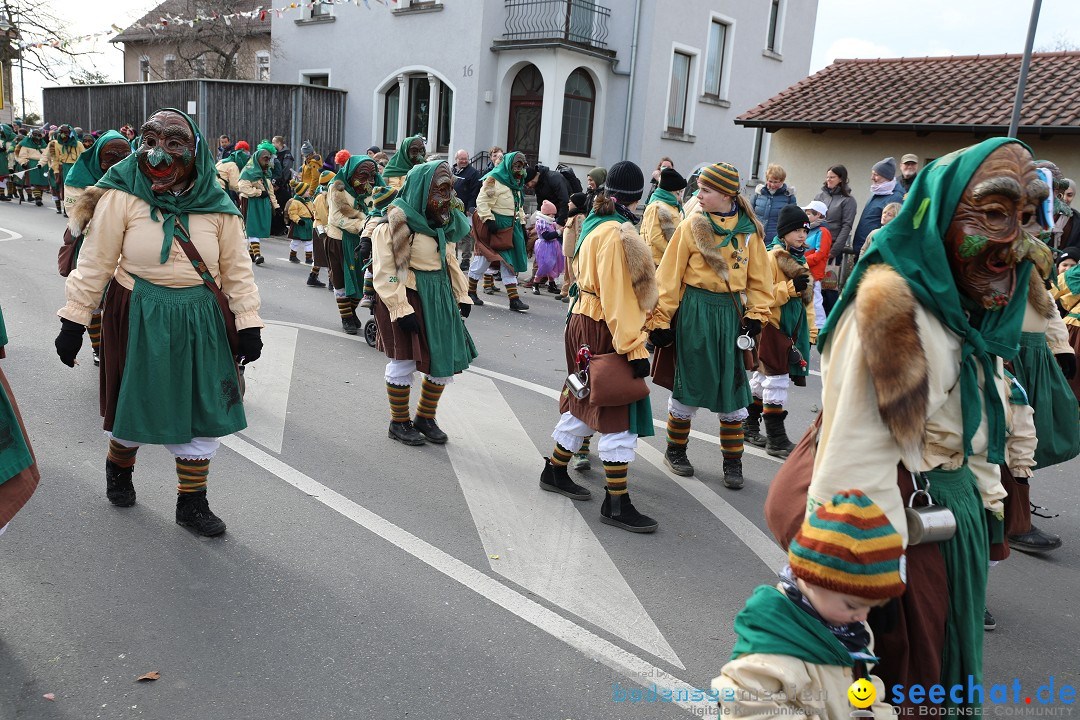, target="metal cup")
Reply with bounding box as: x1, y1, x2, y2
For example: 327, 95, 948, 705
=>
905, 488, 957, 545
736, 333, 755, 351
565, 370, 589, 399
